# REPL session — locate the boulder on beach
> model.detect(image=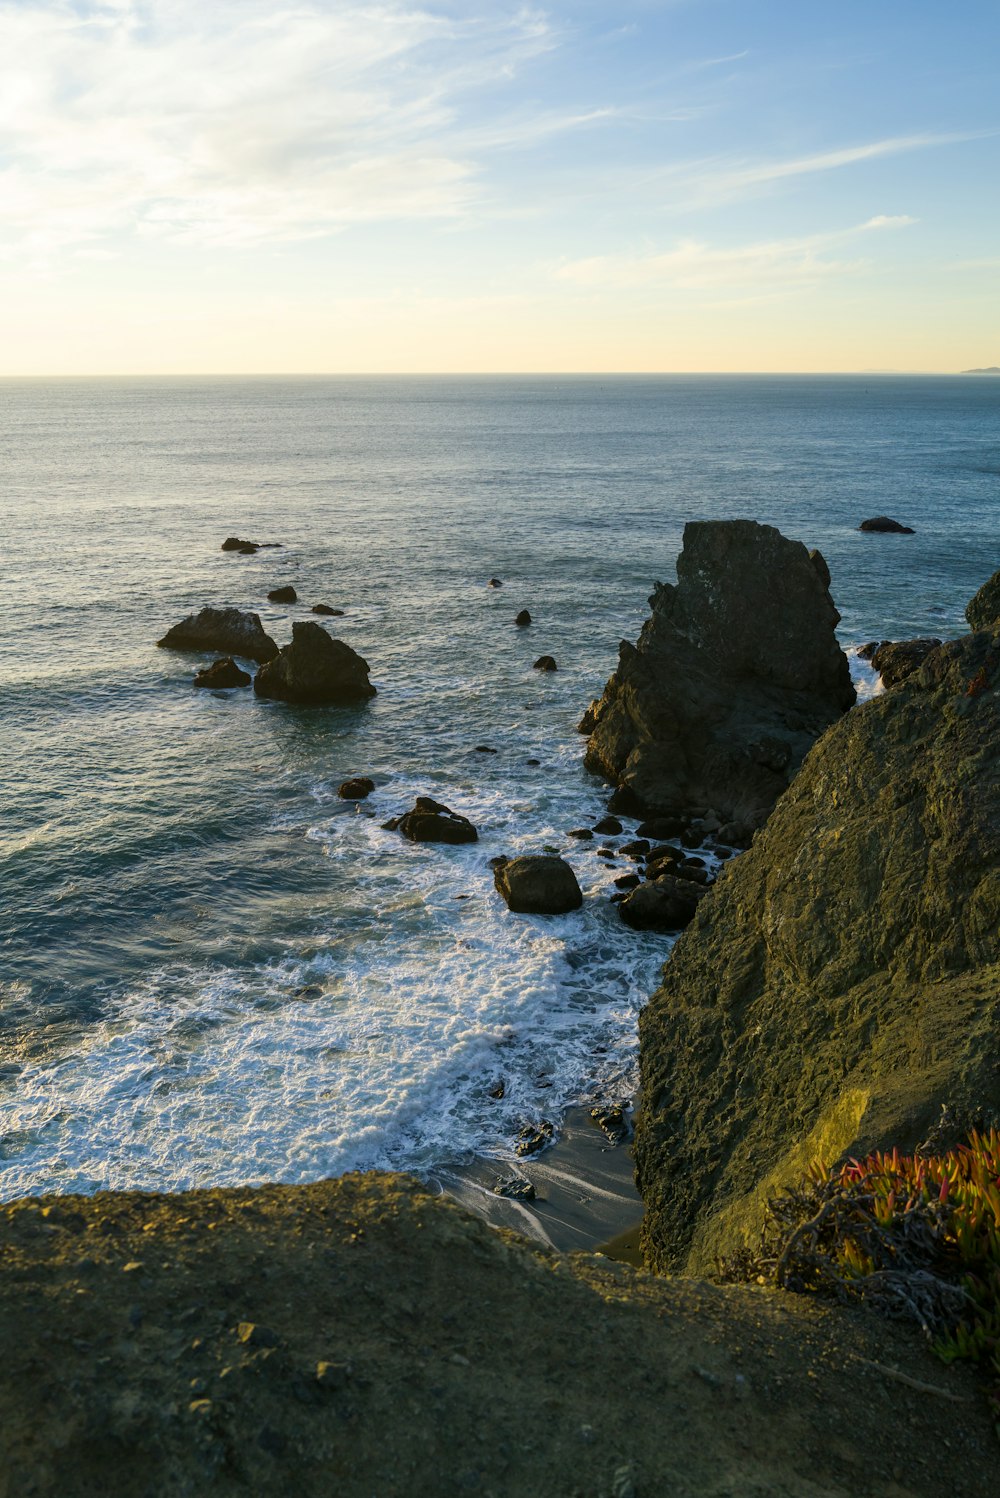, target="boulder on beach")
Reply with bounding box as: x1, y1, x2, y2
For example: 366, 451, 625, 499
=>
193, 657, 252, 689
158, 607, 279, 664
858, 516, 915, 533
869, 637, 942, 688
268, 585, 298, 604
392, 797, 477, 845
338, 777, 375, 800
533, 655, 557, 672
312, 604, 344, 617
253, 622, 376, 705
515, 610, 531, 626
583, 520, 855, 827
634, 616, 1000, 1276
493, 855, 583, 914
966, 567, 1000, 630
